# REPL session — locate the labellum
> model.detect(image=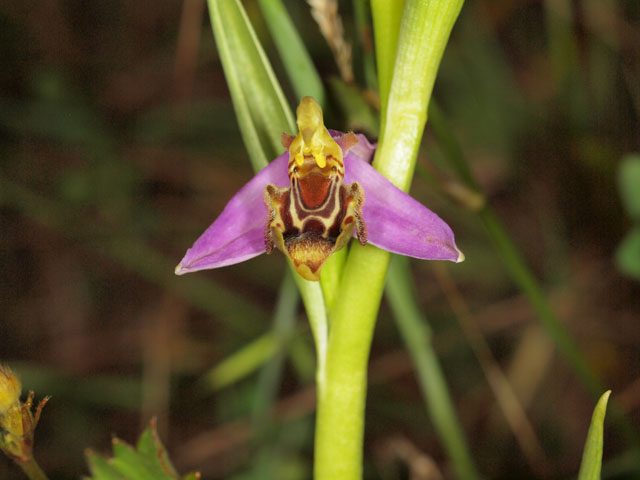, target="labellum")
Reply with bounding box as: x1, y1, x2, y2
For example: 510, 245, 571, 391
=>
264, 97, 367, 281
